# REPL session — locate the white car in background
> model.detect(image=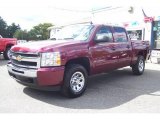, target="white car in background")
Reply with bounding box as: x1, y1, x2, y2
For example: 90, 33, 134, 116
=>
17, 40, 27, 44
